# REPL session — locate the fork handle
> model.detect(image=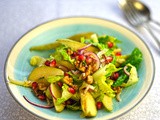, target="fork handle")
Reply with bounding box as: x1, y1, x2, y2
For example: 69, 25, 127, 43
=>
143, 23, 160, 49
151, 19, 160, 28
